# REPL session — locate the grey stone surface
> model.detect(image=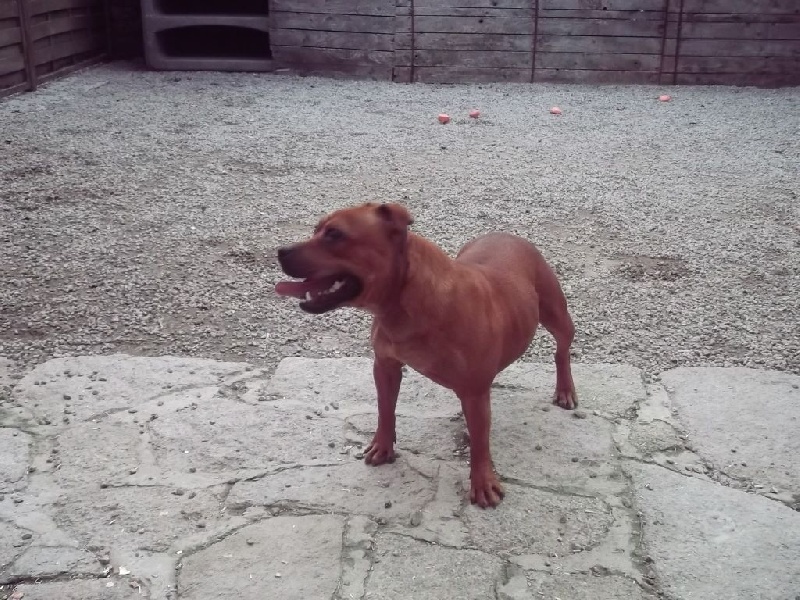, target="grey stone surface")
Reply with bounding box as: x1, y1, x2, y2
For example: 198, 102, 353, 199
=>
516, 572, 655, 599
10, 580, 143, 600
2, 354, 798, 600
0, 357, 14, 389
0, 429, 30, 494
463, 483, 614, 557
178, 515, 344, 600
662, 367, 800, 498
367, 533, 503, 600
628, 462, 800, 600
